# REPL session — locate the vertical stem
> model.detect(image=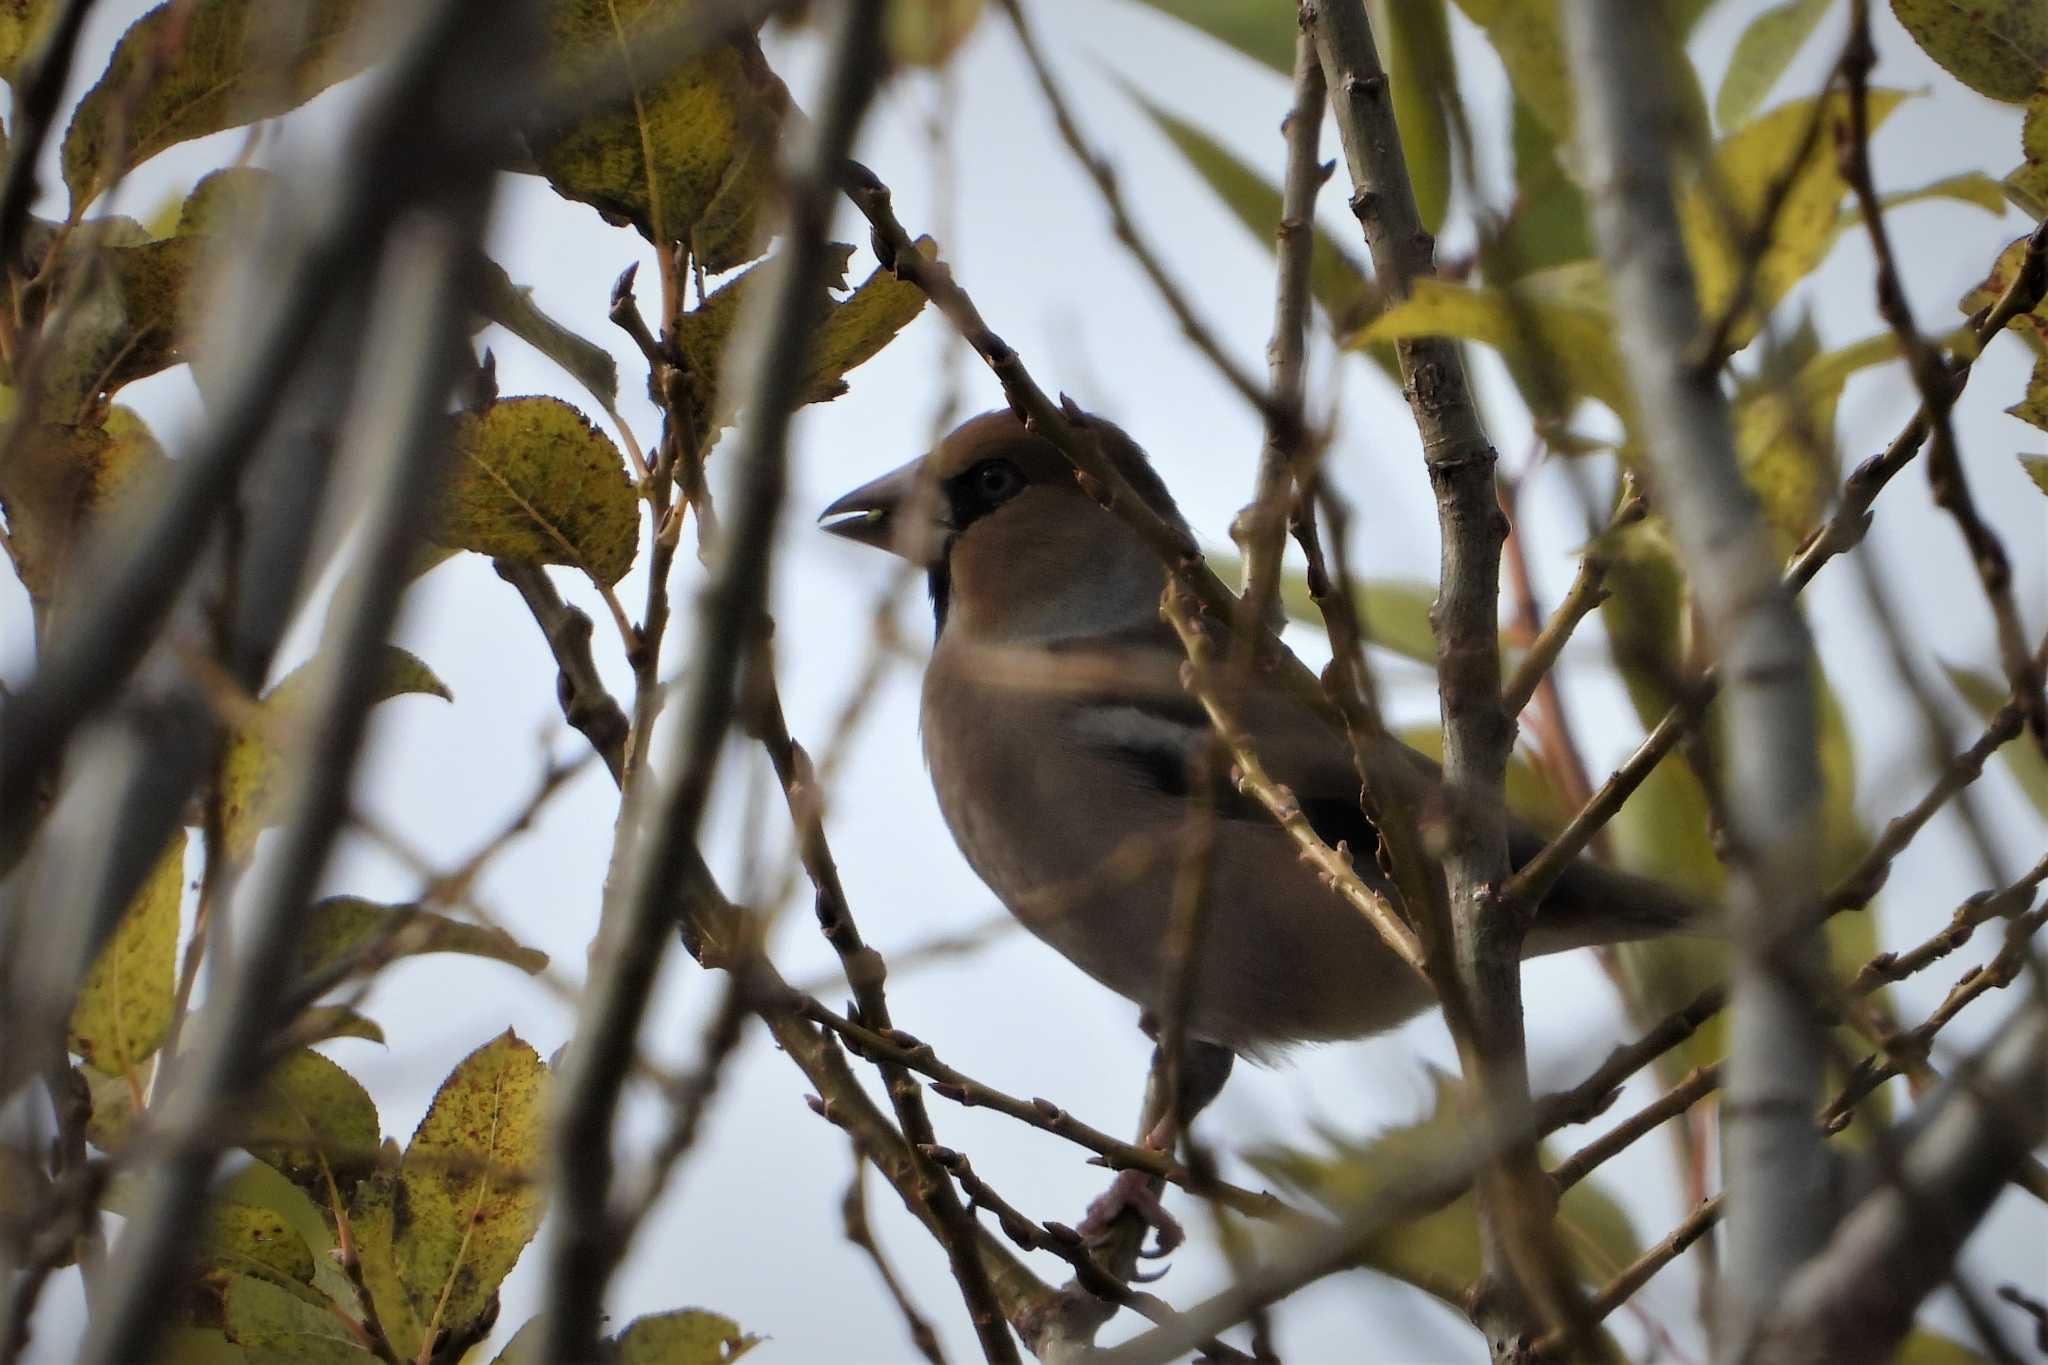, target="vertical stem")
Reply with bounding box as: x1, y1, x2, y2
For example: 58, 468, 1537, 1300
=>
1303, 2, 1565, 1354
1561, 1, 1831, 1356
